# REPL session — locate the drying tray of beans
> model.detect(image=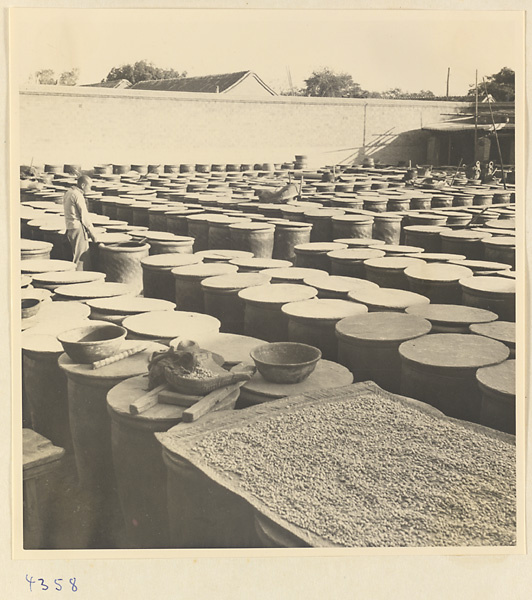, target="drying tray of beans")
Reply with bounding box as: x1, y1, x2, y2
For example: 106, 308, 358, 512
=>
158, 381, 516, 548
